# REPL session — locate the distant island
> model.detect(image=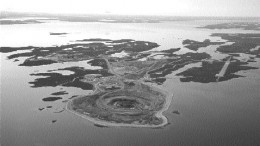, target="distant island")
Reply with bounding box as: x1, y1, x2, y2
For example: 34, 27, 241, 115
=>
0, 19, 43, 25
50, 32, 68, 35
199, 22, 260, 31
